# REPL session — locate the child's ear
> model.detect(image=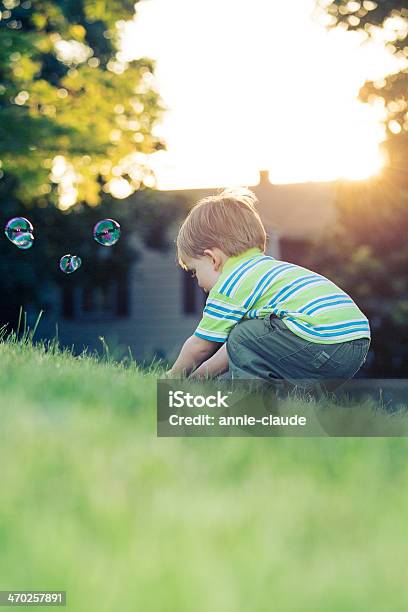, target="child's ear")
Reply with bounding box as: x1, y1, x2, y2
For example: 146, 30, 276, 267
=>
203, 248, 219, 270
205, 248, 224, 271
